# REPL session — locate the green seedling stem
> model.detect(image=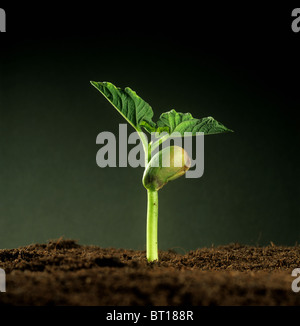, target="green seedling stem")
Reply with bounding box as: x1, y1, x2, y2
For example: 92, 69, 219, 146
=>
146, 189, 159, 262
